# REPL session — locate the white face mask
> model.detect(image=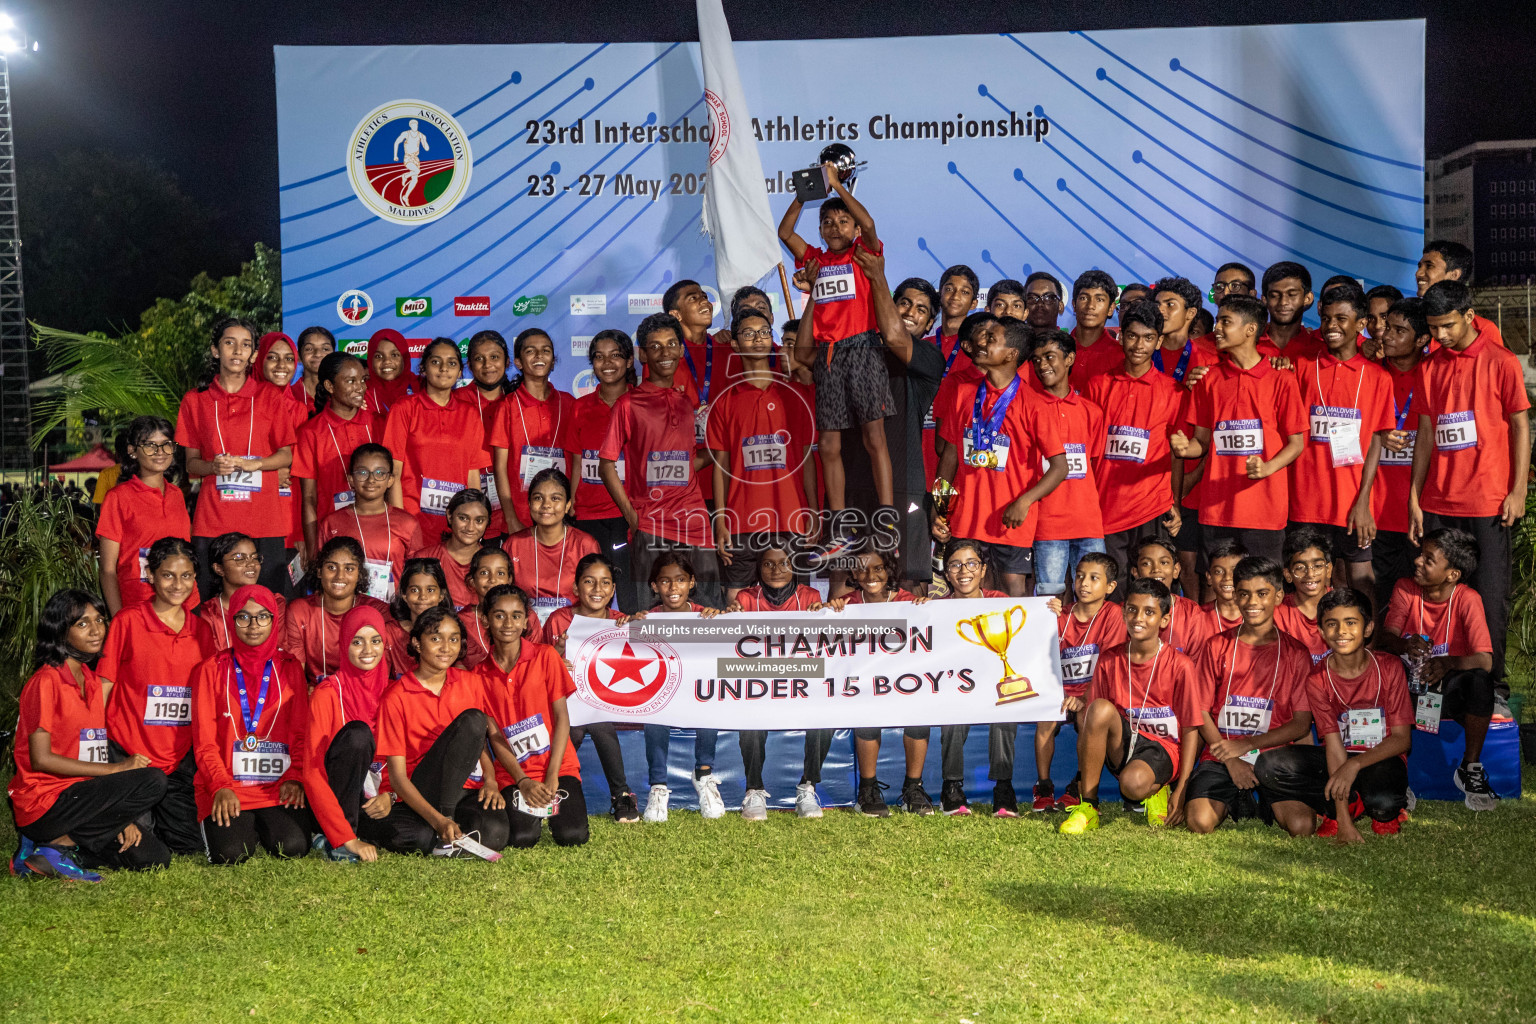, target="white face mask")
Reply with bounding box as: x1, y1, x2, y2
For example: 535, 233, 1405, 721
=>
511, 787, 568, 819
